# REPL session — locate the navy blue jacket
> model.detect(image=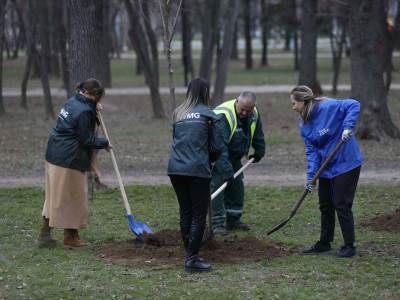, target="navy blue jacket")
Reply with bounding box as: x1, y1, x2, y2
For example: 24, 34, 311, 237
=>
45, 93, 109, 172
167, 103, 224, 178
300, 98, 363, 181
